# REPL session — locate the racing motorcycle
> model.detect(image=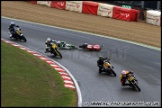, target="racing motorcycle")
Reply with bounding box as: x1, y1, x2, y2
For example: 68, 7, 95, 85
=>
79, 44, 102, 51
127, 74, 141, 91
58, 42, 78, 50
8, 27, 27, 42
99, 59, 116, 76
49, 42, 62, 58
